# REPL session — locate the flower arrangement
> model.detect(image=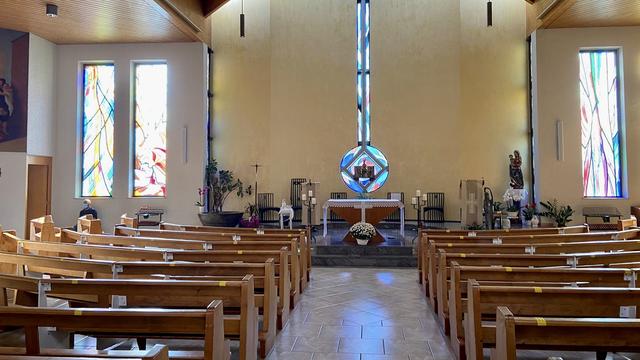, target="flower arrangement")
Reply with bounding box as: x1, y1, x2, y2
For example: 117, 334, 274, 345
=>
349, 222, 376, 244
522, 203, 537, 221
195, 187, 209, 208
